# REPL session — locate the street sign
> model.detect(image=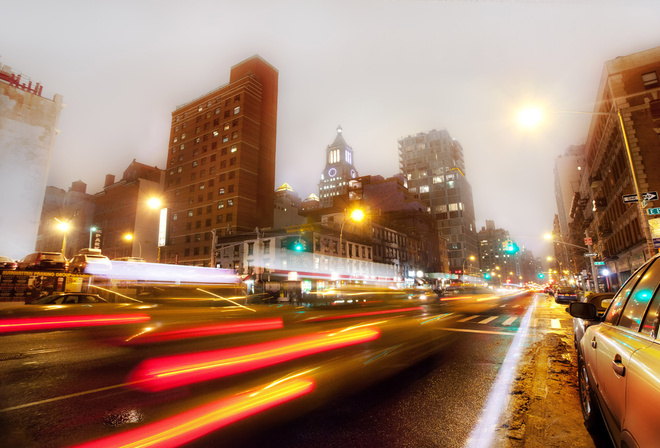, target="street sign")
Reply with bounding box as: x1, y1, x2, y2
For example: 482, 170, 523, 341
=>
623, 191, 659, 203
584, 237, 593, 245
594, 261, 605, 266
648, 207, 660, 216
584, 253, 598, 257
